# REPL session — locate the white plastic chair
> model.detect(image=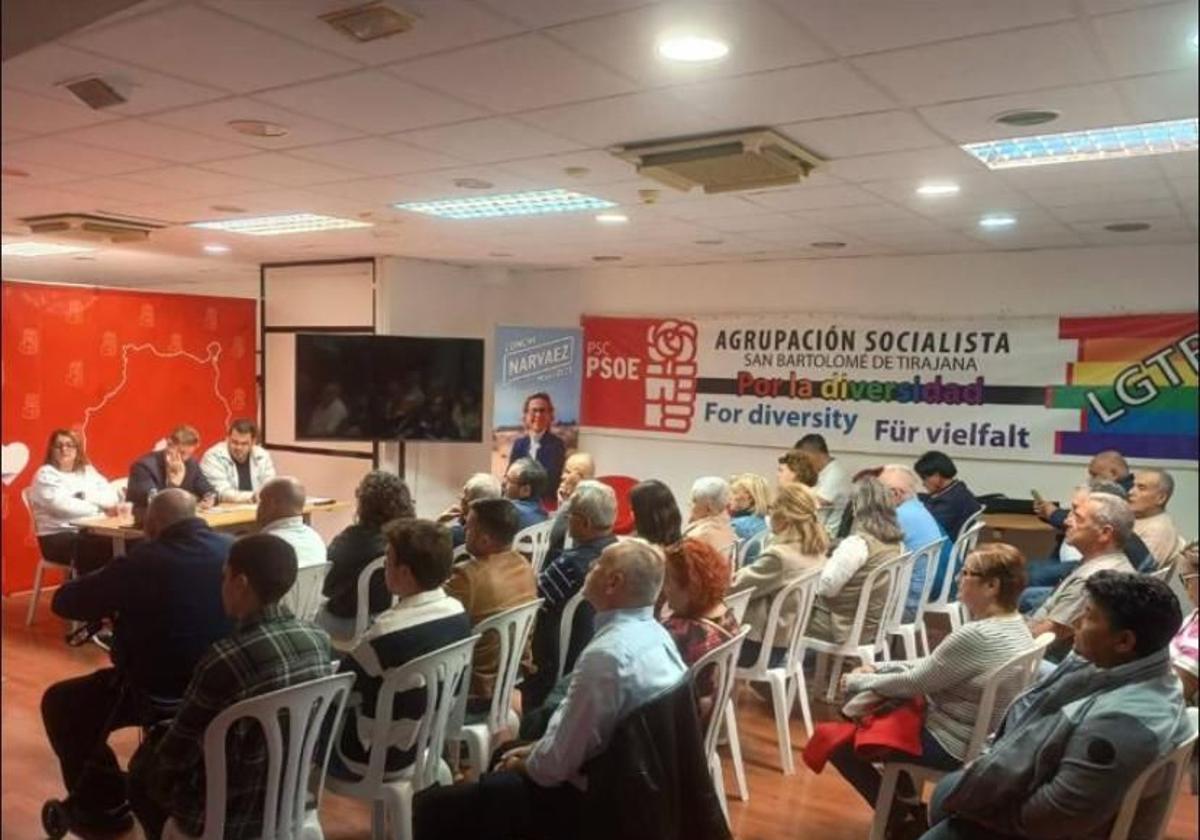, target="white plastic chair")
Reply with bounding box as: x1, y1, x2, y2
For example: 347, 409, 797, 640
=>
1107, 707, 1199, 840
325, 635, 480, 840
447, 599, 543, 781
331, 555, 394, 653
286, 562, 331, 622
690, 626, 751, 827
876, 551, 916, 661
867, 632, 1054, 840
1147, 564, 1175, 585
514, 520, 554, 575
720, 588, 755, 802
736, 530, 769, 570
807, 551, 908, 703
22, 487, 75, 627
724, 588, 754, 623
888, 539, 947, 660
162, 671, 354, 840
734, 568, 823, 774
452, 544, 471, 564
556, 589, 589, 683
924, 522, 984, 639
958, 507, 985, 541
